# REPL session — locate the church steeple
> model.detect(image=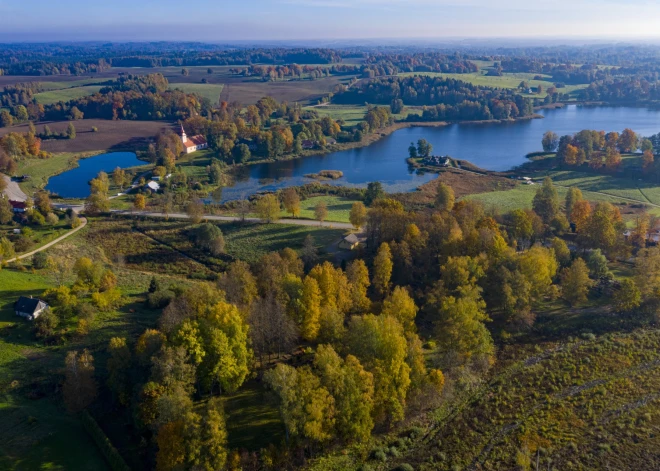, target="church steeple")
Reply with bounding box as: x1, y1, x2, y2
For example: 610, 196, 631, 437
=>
180, 124, 187, 143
